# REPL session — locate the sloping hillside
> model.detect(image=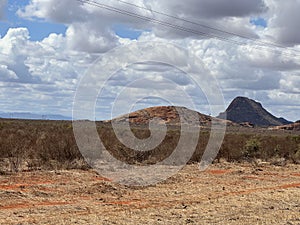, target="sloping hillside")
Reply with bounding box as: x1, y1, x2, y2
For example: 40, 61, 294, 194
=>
218, 97, 291, 127
110, 106, 233, 127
